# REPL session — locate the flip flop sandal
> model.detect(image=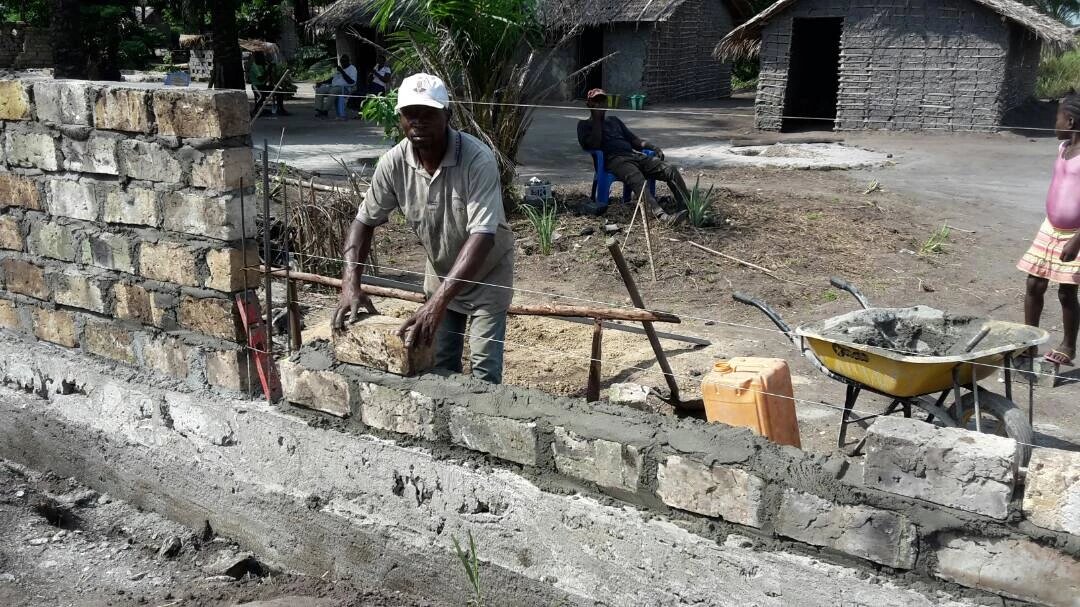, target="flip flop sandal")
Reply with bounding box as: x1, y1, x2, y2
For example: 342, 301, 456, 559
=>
1043, 349, 1074, 366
